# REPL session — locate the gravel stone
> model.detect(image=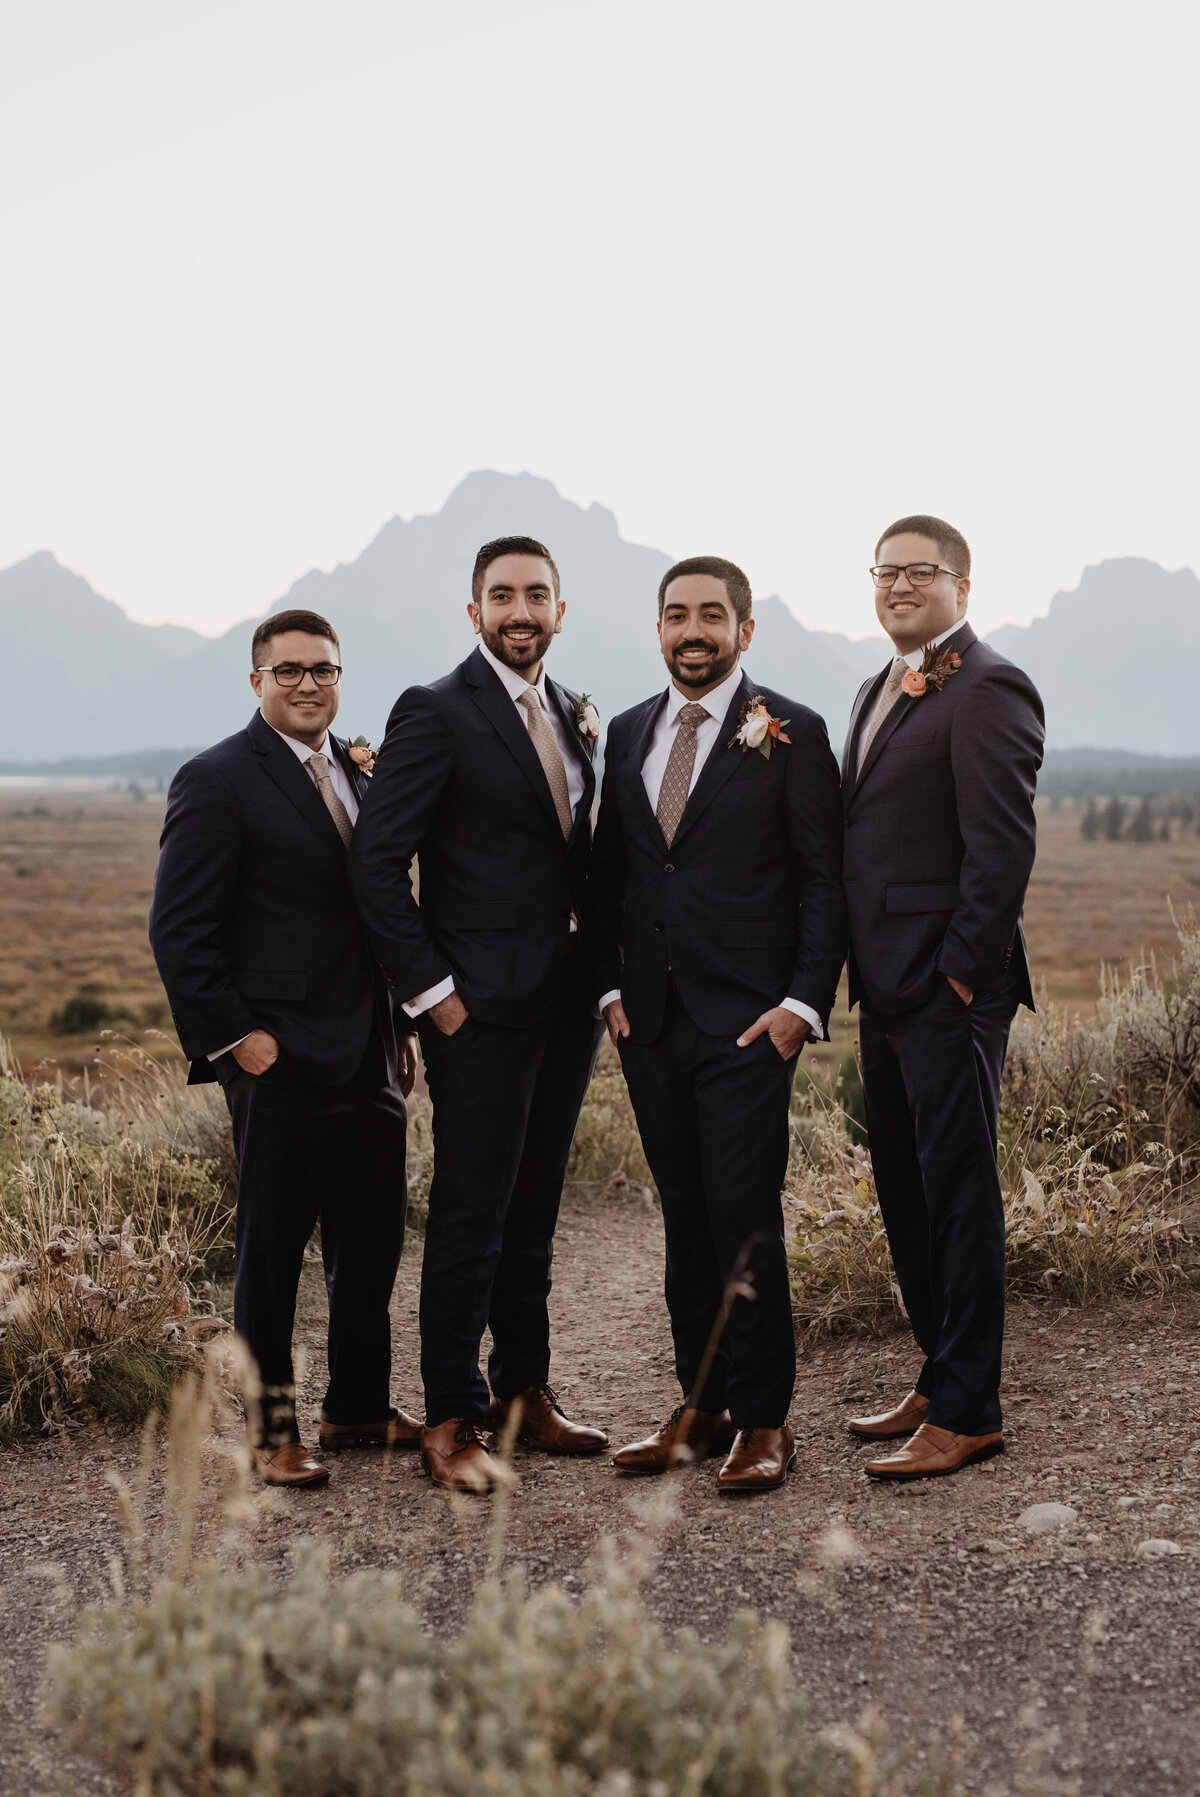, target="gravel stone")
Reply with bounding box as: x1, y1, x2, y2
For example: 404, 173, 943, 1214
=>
1017, 1501, 1080, 1533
